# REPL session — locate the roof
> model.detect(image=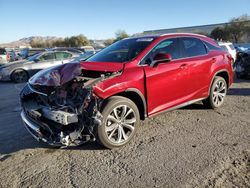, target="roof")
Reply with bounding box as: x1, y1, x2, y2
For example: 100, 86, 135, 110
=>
130, 33, 208, 39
